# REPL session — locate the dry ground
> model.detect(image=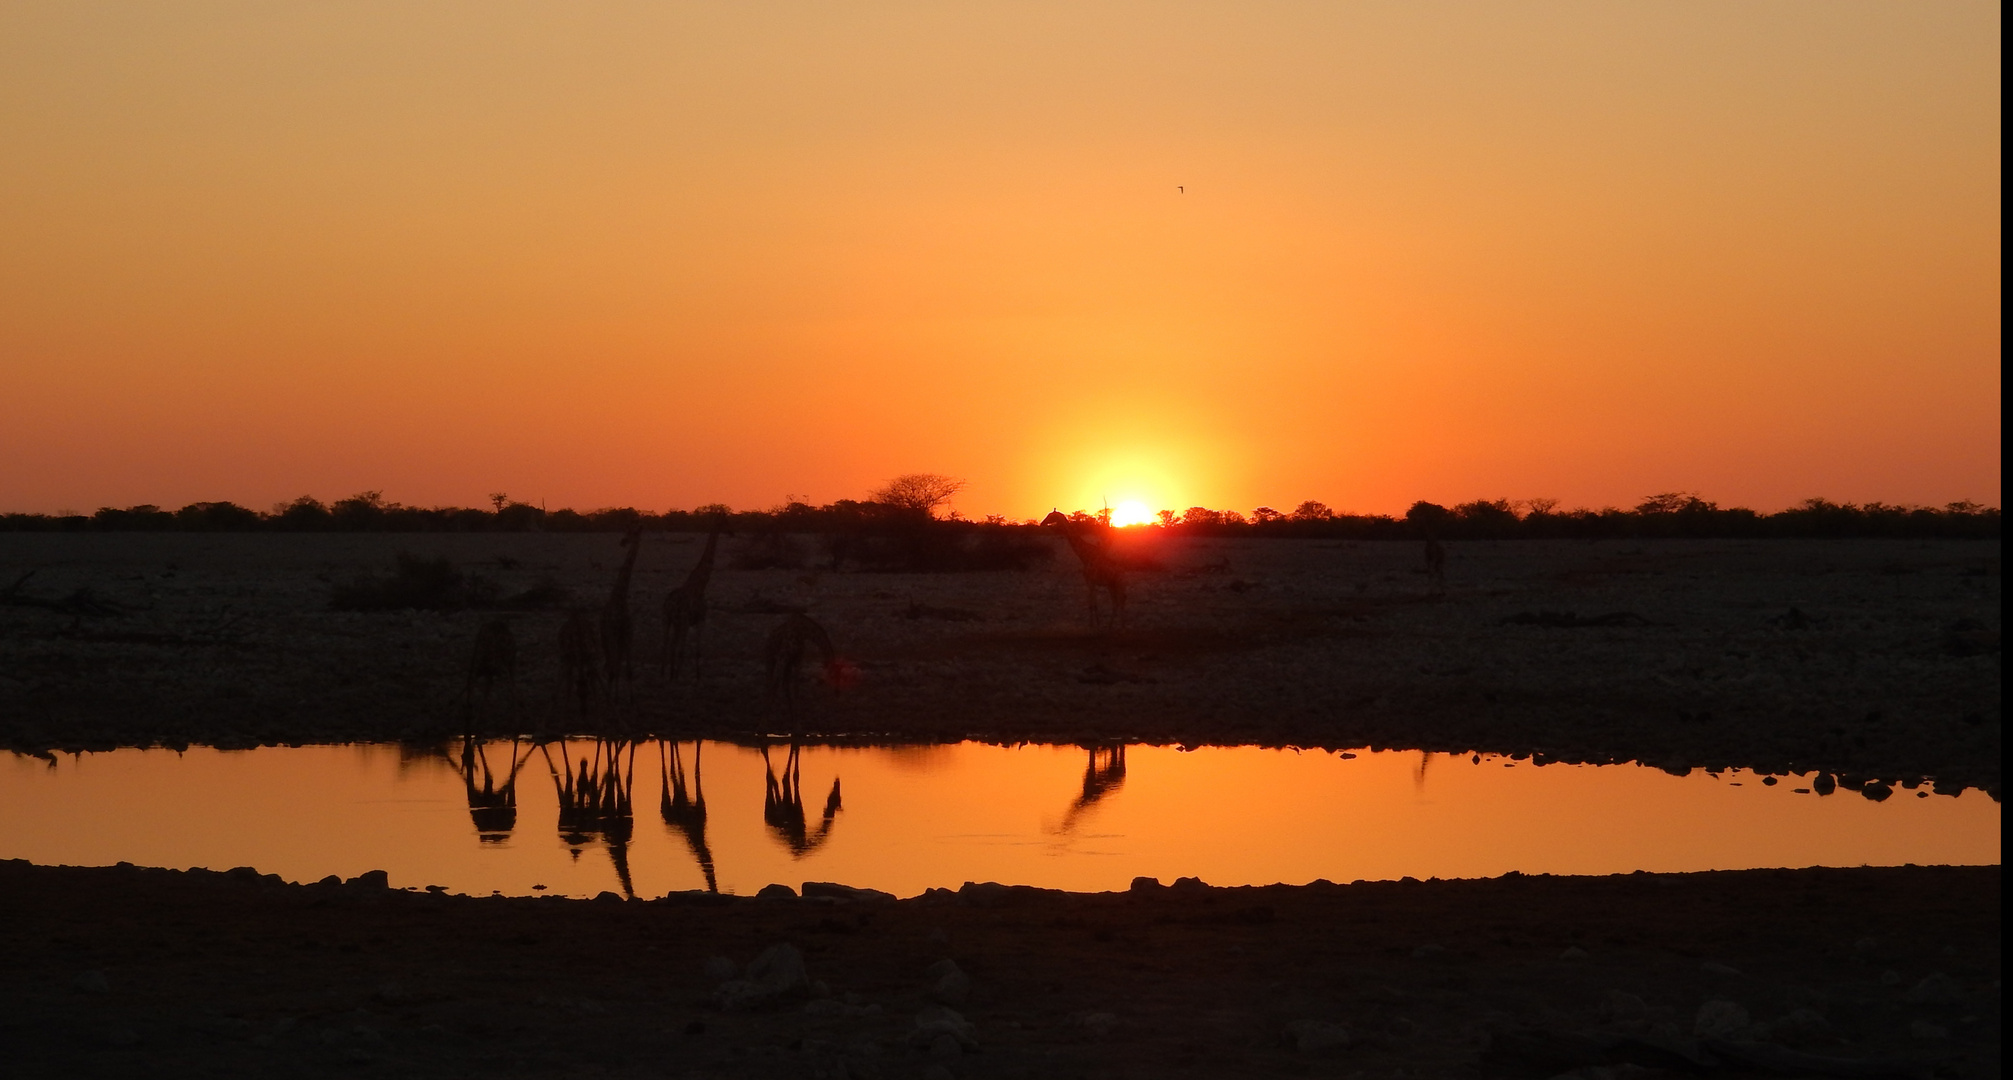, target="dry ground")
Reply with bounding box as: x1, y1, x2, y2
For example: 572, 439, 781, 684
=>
0, 534, 1999, 793
0, 861, 1996, 1079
